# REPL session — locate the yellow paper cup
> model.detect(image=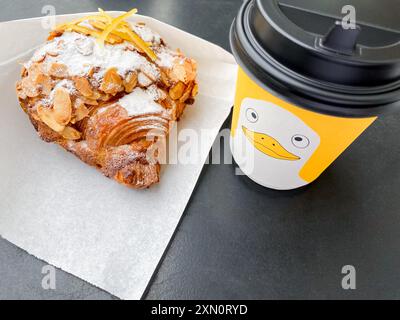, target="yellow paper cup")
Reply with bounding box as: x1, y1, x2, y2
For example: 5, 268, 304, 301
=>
231, 68, 376, 189
229, 1, 400, 190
